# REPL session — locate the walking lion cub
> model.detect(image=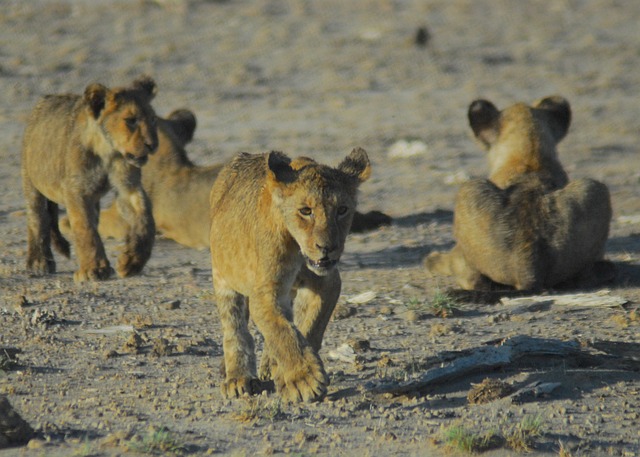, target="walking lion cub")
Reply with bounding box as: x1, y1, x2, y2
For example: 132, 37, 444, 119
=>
21, 76, 158, 282
425, 96, 612, 290
210, 148, 370, 402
